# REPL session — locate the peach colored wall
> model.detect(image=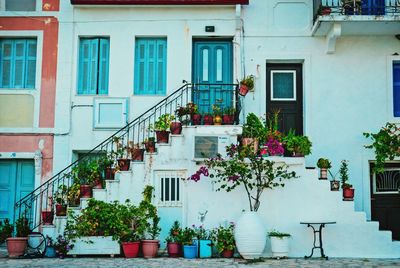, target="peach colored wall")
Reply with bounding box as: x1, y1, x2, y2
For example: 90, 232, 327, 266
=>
0, 135, 54, 182
0, 17, 59, 128
42, 0, 60, 12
